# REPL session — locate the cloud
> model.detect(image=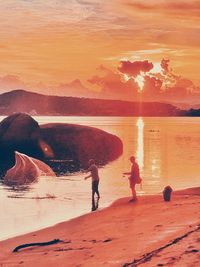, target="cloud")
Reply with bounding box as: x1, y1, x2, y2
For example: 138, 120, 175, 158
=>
143, 76, 162, 97
118, 60, 153, 77
88, 65, 139, 100
125, 1, 200, 14
88, 59, 200, 103
149, 58, 200, 101
56, 79, 97, 98
161, 58, 170, 73
0, 57, 199, 104
159, 59, 196, 91
0, 75, 26, 91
